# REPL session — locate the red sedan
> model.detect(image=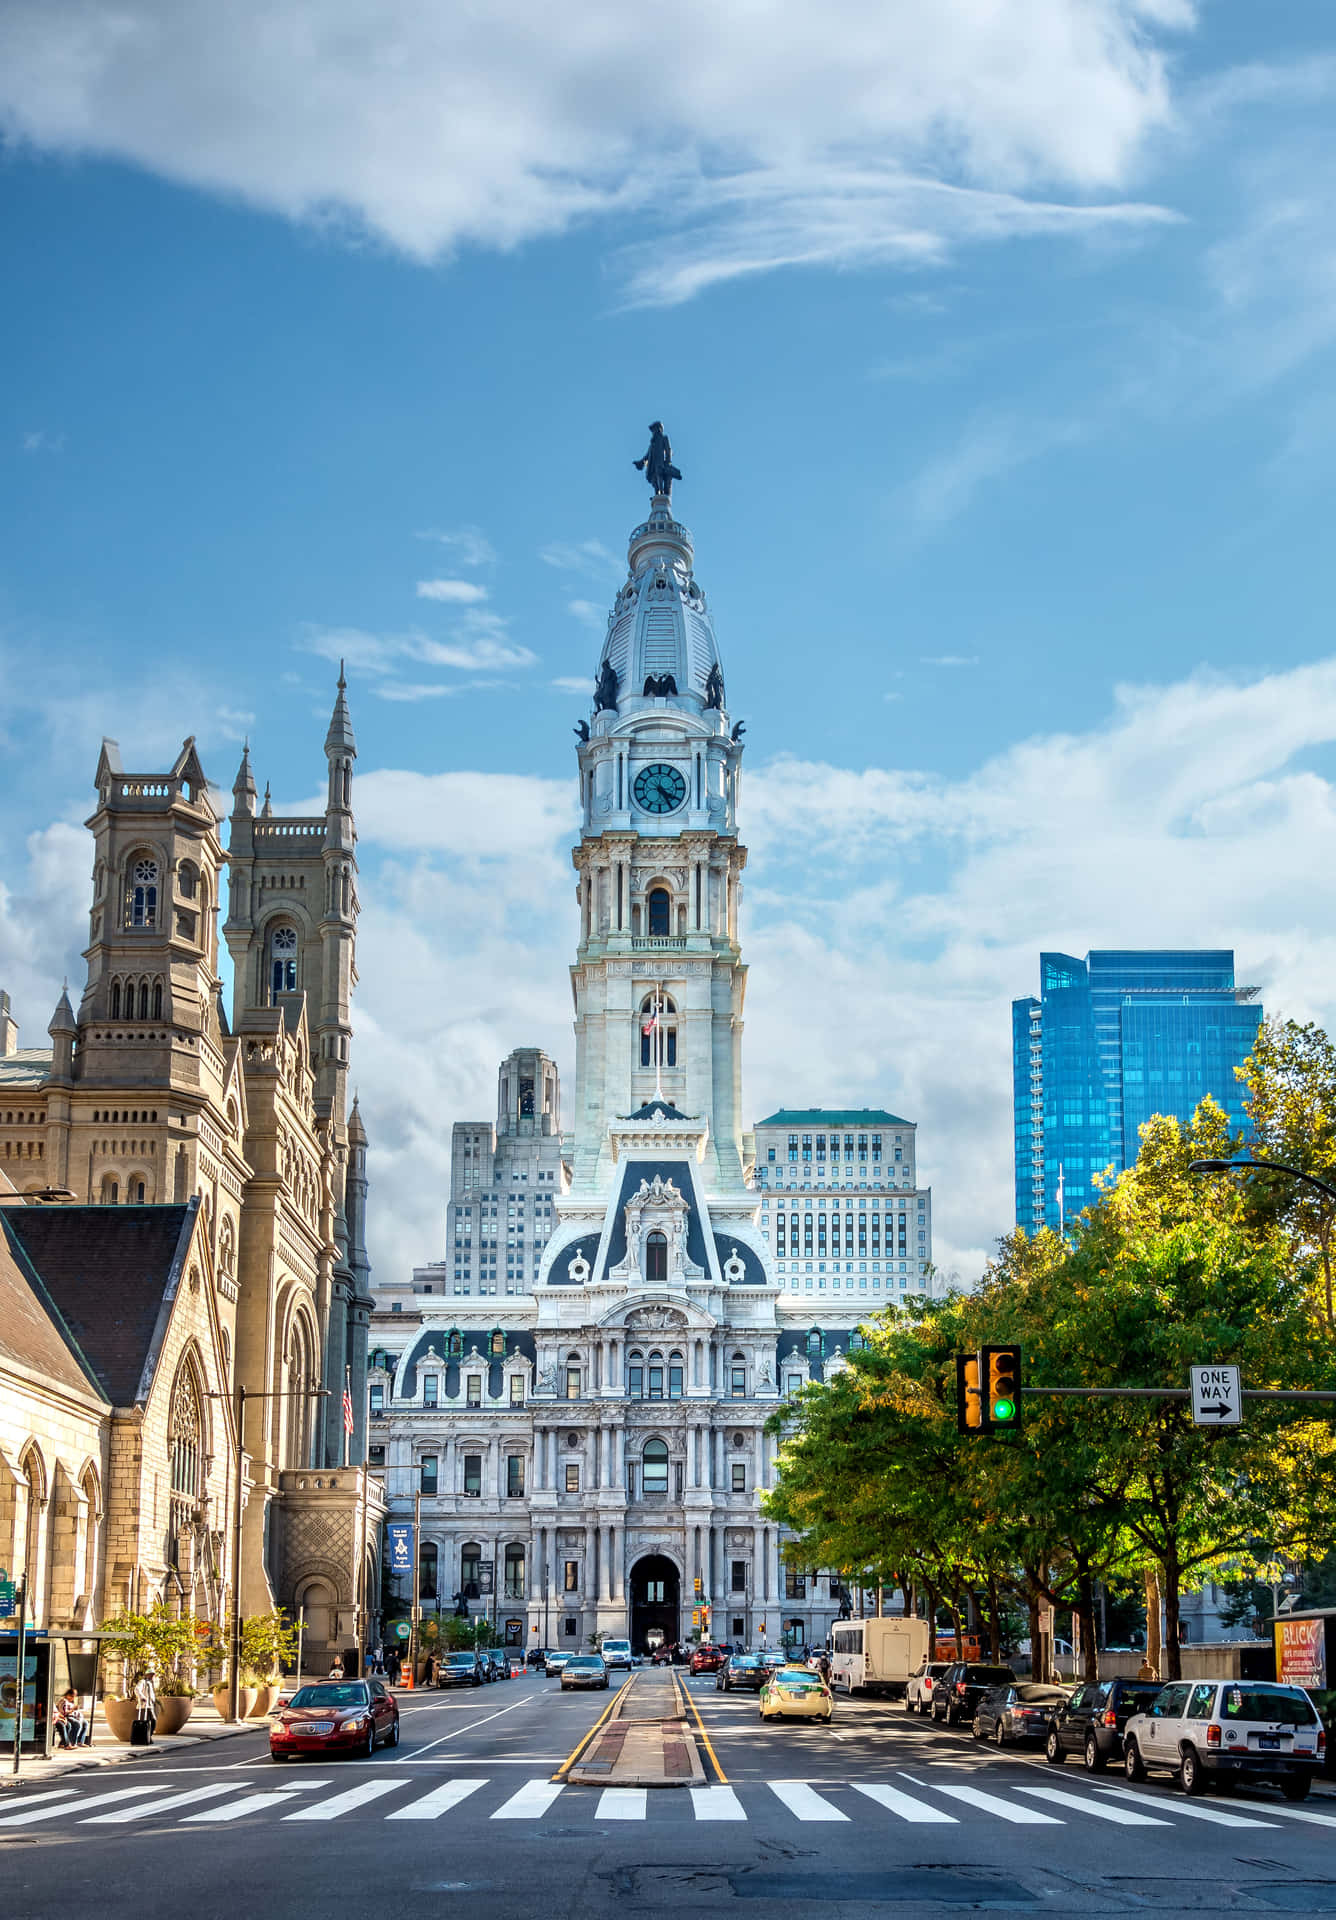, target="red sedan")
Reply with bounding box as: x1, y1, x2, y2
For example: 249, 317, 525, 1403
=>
690, 1644, 729, 1674
269, 1680, 399, 1761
